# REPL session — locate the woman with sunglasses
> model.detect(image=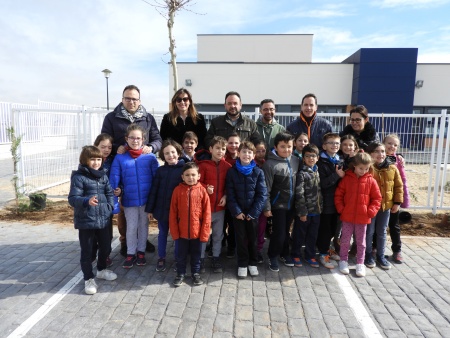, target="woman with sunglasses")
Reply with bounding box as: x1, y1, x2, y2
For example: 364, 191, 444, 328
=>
339, 105, 379, 151
160, 88, 207, 149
